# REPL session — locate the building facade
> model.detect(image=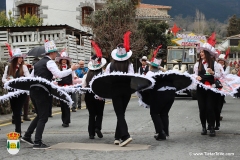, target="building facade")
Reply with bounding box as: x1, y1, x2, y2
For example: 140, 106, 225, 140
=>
3, 0, 106, 64
136, 3, 171, 22
216, 34, 240, 63
3, 0, 171, 64
5, 0, 106, 32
